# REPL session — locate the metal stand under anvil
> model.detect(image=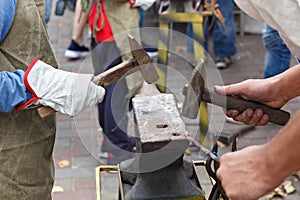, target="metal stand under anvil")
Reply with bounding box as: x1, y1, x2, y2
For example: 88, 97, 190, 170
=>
96, 85, 207, 199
